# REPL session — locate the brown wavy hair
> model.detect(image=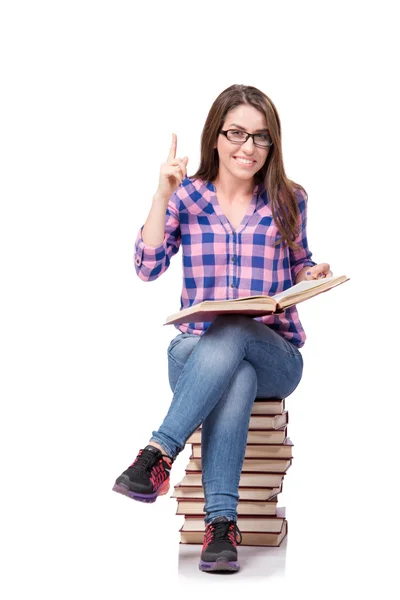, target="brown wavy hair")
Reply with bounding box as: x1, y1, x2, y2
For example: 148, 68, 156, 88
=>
189, 84, 305, 251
